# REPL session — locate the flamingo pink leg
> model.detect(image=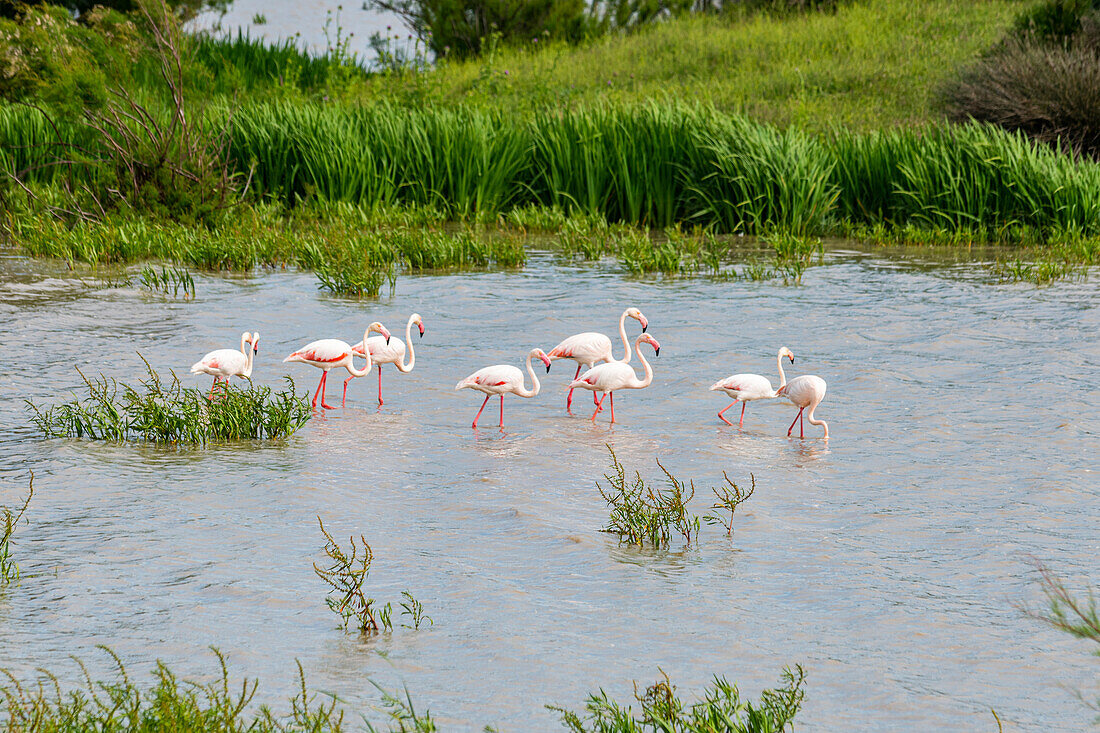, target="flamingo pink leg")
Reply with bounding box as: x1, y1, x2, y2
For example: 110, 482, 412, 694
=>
718, 402, 736, 426
787, 407, 804, 437
377, 365, 384, 406
567, 365, 581, 413
342, 375, 352, 406
591, 392, 608, 421
472, 394, 491, 428
499, 394, 505, 427
312, 373, 325, 408
609, 392, 615, 423
739, 402, 746, 427
318, 371, 337, 410
800, 410, 805, 438
209, 378, 219, 401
